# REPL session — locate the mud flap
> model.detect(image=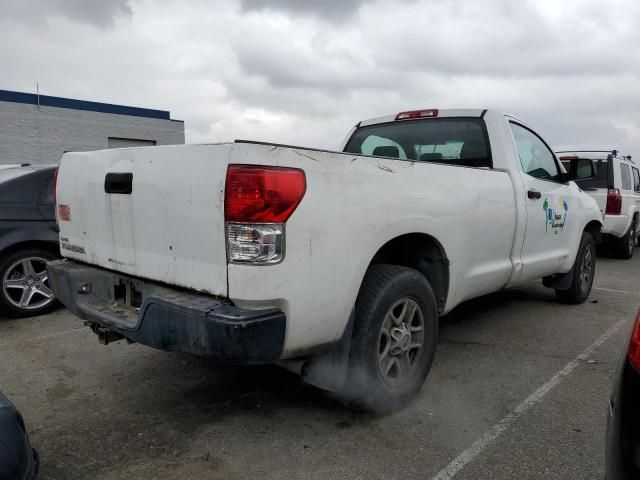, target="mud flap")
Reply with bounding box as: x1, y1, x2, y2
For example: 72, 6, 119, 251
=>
543, 263, 576, 290
301, 309, 355, 393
